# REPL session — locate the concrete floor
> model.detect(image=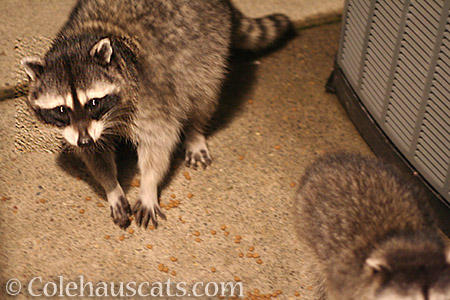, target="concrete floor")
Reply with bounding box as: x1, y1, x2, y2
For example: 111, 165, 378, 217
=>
0, 1, 379, 299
